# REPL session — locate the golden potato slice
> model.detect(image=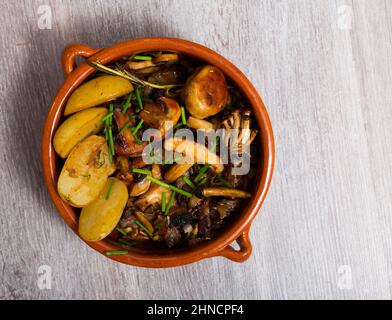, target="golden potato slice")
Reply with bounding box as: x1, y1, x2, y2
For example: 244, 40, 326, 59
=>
184, 65, 228, 119
53, 107, 108, 158
79, 178, 128, 241
57, 135, 116, 207
64, 75, 133, 115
